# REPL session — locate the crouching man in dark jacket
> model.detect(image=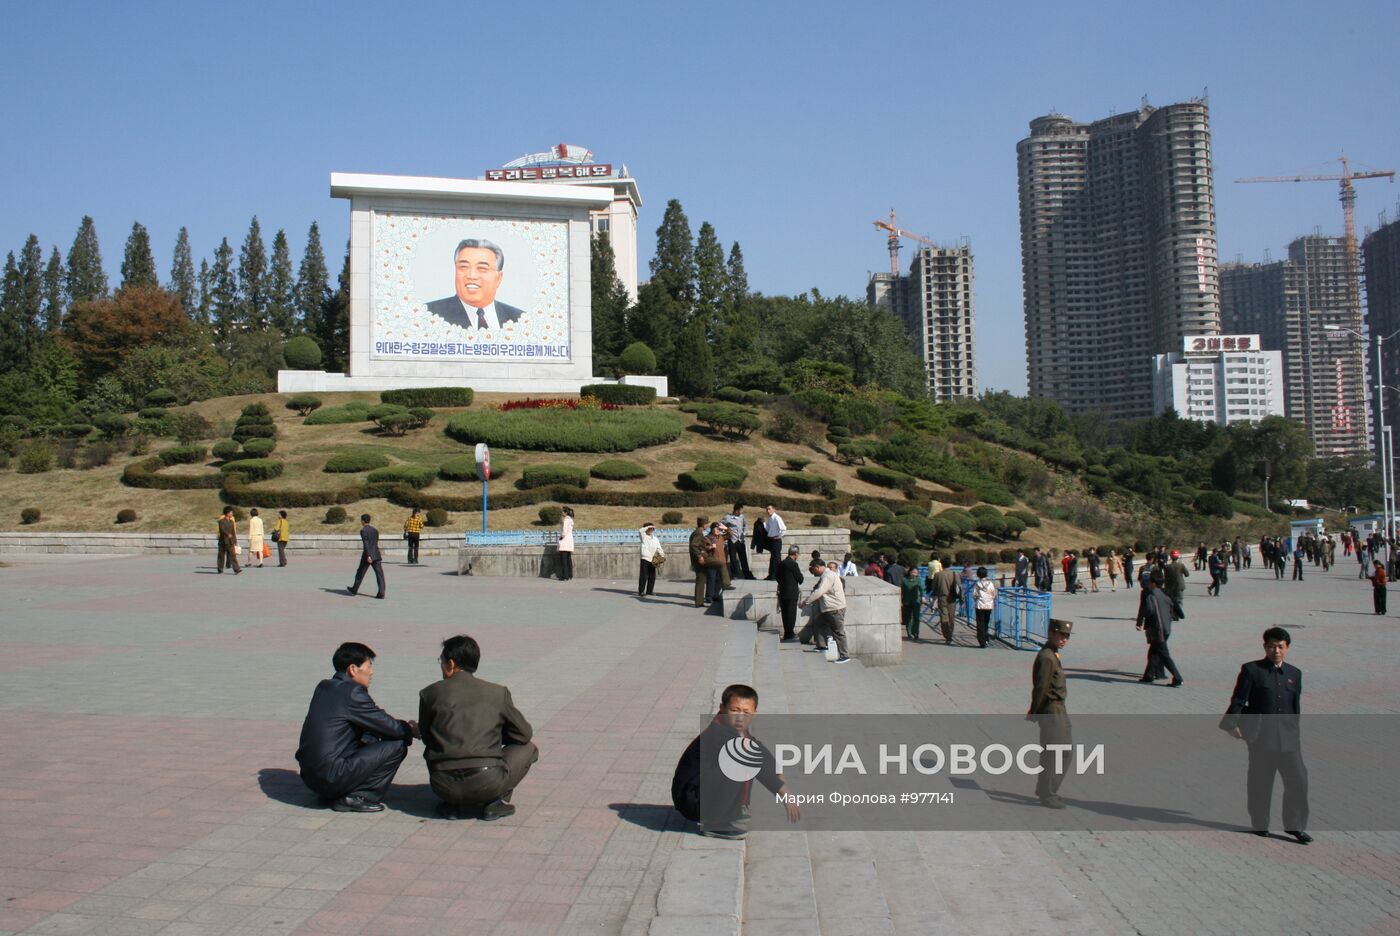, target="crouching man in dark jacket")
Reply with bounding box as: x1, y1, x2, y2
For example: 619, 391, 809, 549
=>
296, 642, 418, 812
